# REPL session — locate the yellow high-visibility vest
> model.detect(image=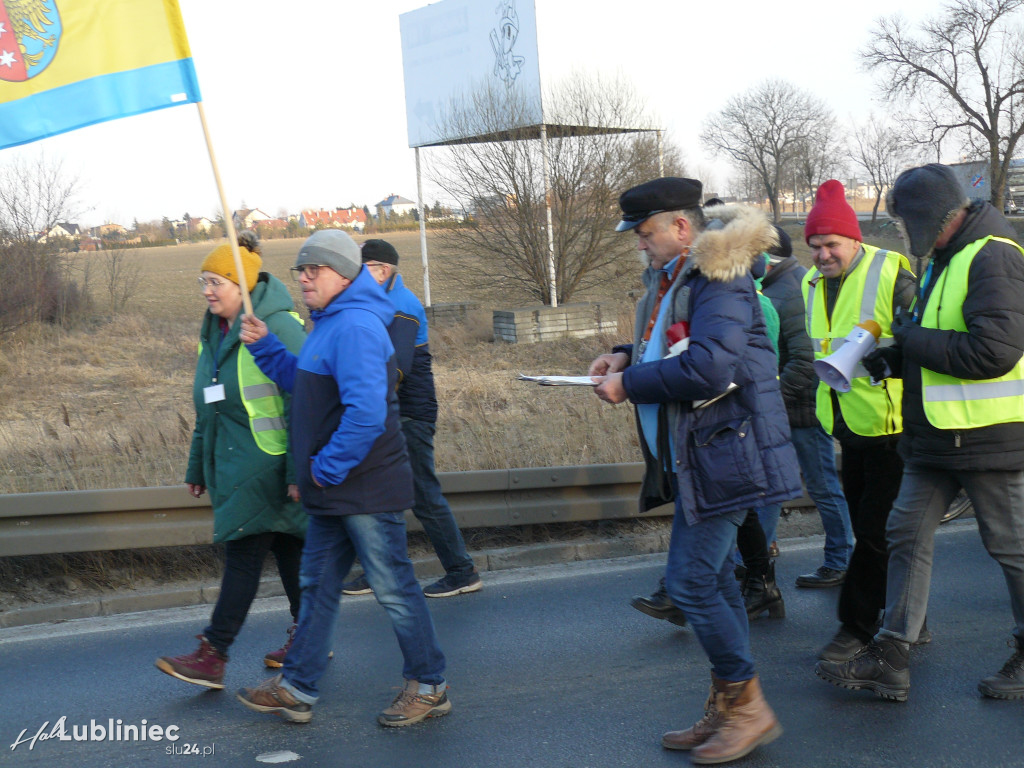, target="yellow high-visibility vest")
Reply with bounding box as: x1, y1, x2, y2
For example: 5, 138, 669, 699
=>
198, 311, 299, 455
920, 236, 1024, 429
803, 244, 910, 436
